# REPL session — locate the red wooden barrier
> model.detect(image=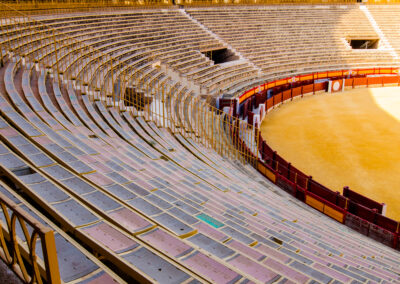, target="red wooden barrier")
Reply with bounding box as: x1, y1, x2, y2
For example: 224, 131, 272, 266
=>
302, 84, 313, 94
305, 191, 346, 223
292, 86, 302, 97
367, 76, 383, 86
354, 77, 367, 87
283, 90, 291, 101
344, 78, 353, 88
308, 179, 341, 205
343, 186, 384, 213
247, 111, 254, 126
375, 214, 399, 234
237, 68, 400, 250
382, 76, 399, 85
314, 82, 326, 92
275, 93, 282, 105
266, 97, 274, 111
276, 175, 296, 195
345, 213, 370, 236
369, 224, 396, 247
